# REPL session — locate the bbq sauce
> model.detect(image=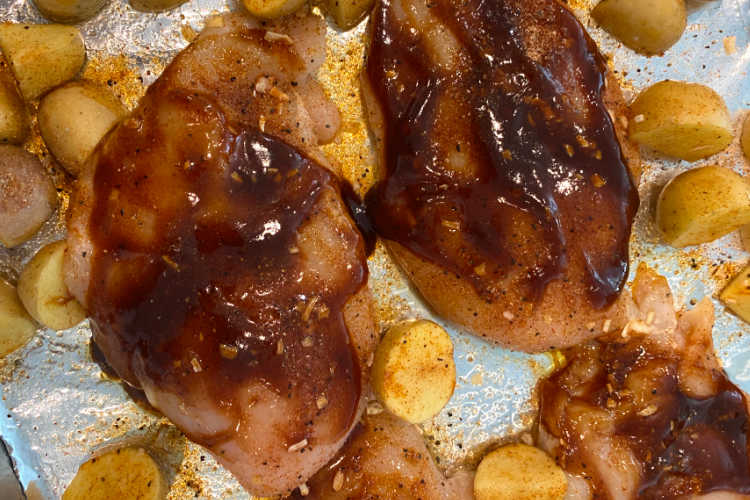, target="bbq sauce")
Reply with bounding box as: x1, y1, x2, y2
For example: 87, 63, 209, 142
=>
540, 339, 750, 498
365, 0, 638, 306
86, 89, 367, 443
